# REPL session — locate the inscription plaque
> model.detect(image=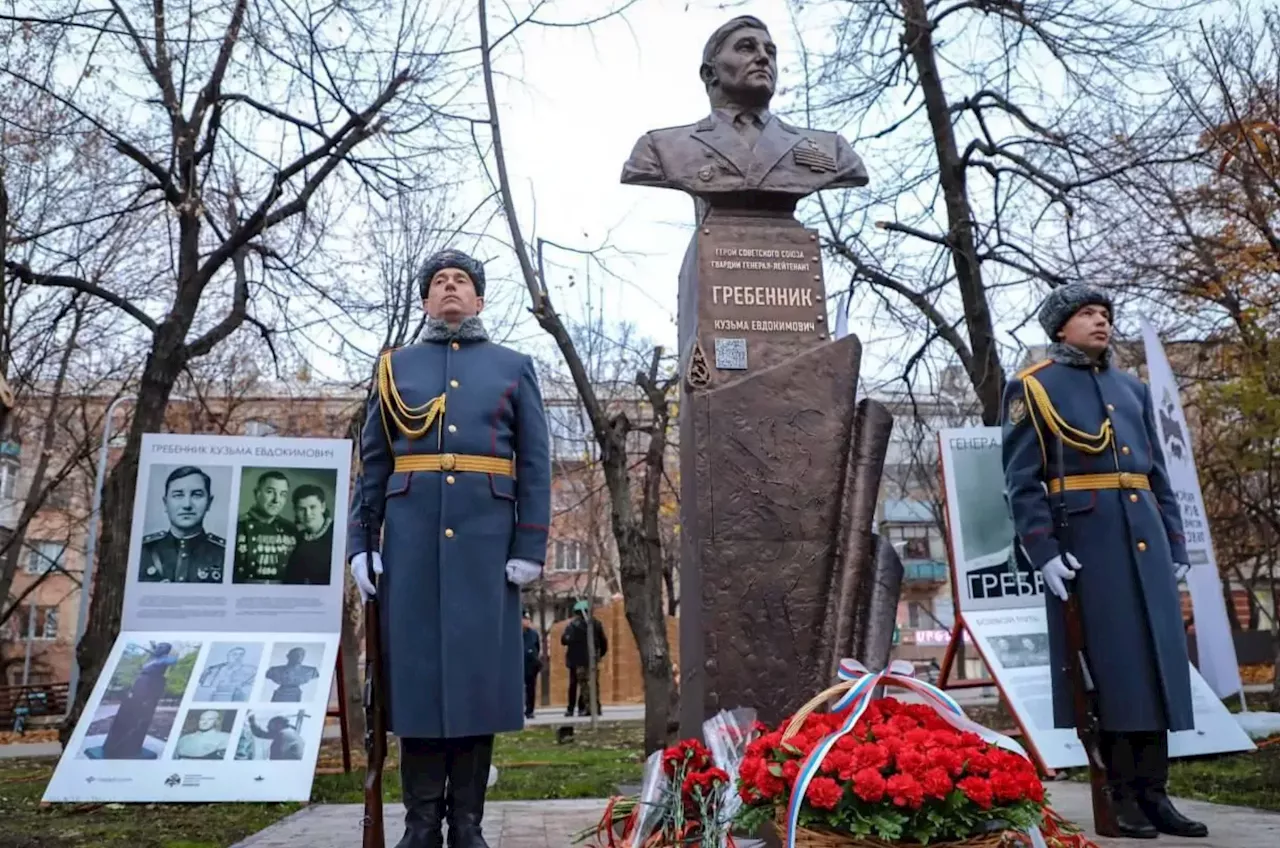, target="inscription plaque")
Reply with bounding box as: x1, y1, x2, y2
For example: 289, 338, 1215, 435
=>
714, 337, 747, 370
692, 219, 828, 388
